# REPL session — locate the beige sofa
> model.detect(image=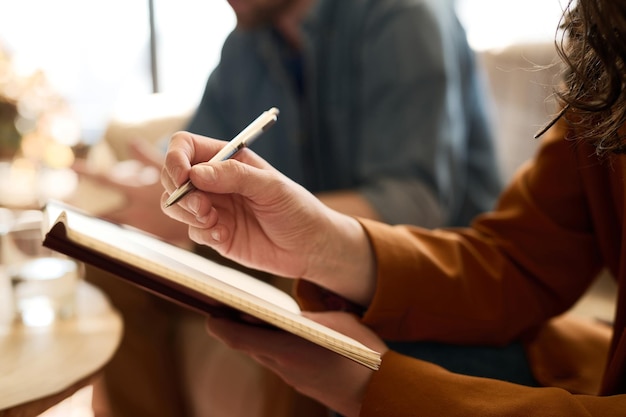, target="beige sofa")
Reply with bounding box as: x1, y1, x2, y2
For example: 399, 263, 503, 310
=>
479, 41, 561, 183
